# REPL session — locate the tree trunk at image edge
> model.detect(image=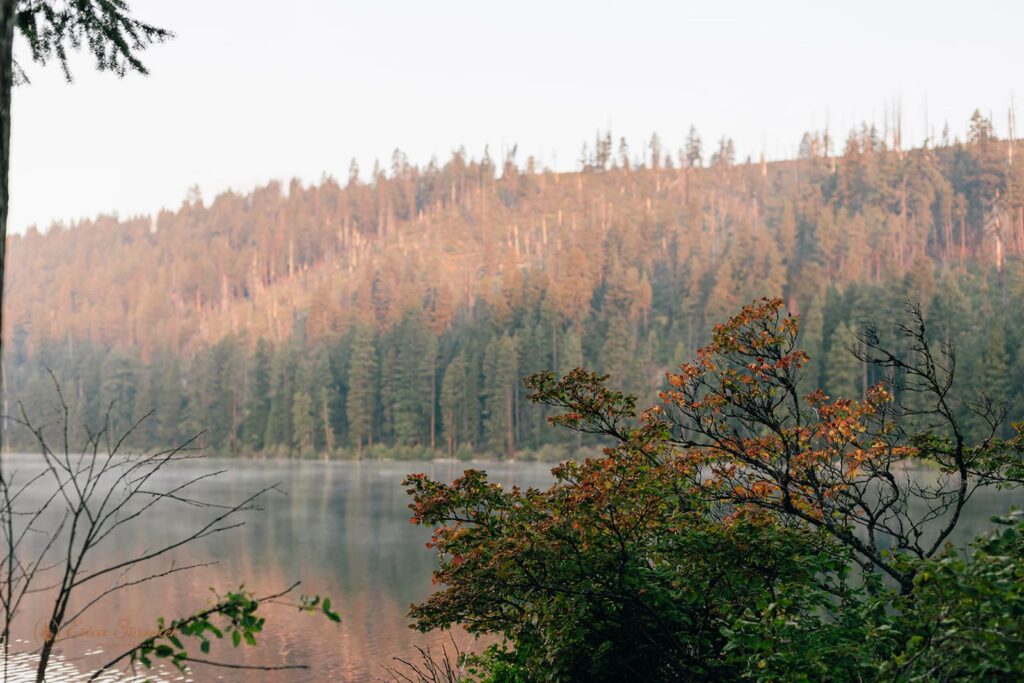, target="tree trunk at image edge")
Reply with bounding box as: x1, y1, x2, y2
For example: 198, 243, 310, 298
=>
0, 0, 15, 454
0, 1, 12, 346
